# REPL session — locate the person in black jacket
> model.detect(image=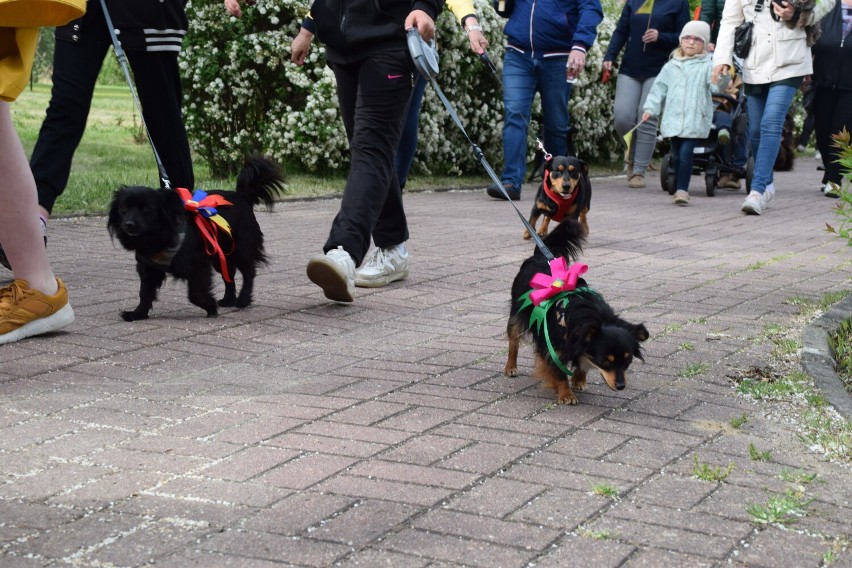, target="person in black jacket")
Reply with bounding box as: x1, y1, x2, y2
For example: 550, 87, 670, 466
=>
603, 0, 689, 189
811, 0, 852, 198
30, 0, 192, 235
284, 0, 444, 303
